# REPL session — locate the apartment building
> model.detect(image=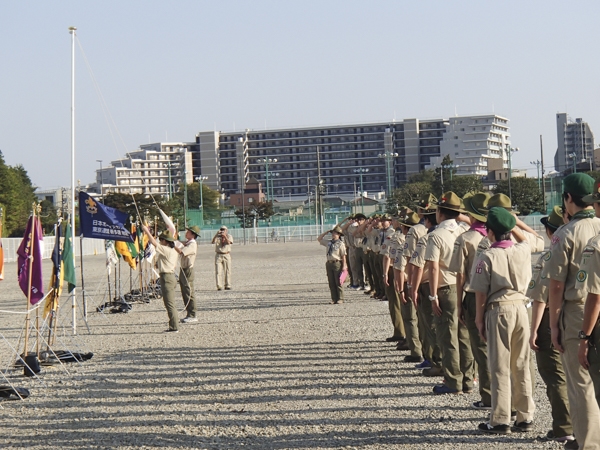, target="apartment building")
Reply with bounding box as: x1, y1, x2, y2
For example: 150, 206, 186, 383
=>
554, 113, 595, 173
